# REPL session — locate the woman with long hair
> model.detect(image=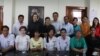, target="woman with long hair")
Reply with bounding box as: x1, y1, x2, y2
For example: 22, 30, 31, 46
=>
92, 17, 100, 37
44, 28, 57, 56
